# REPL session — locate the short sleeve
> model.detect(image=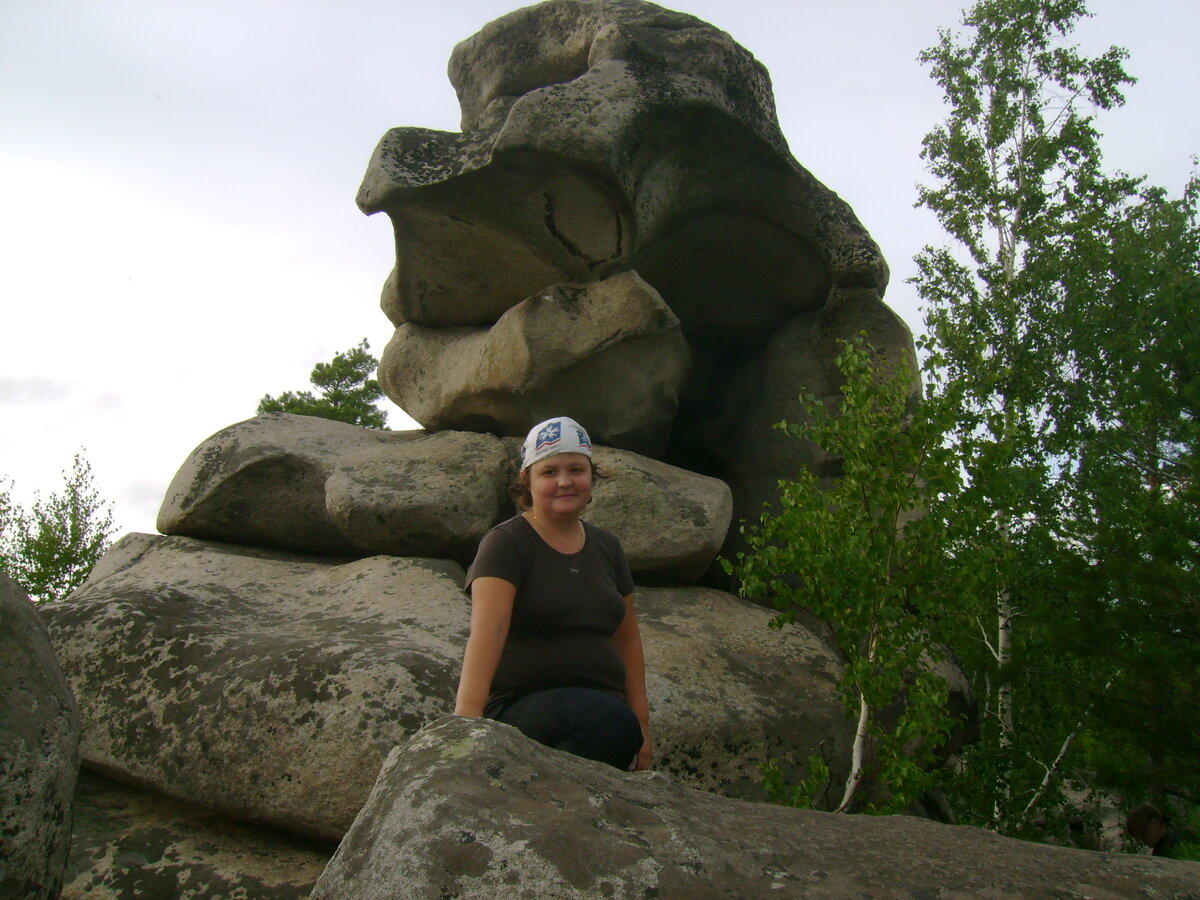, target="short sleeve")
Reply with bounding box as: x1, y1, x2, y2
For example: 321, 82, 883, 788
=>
464, 524, 525, 592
